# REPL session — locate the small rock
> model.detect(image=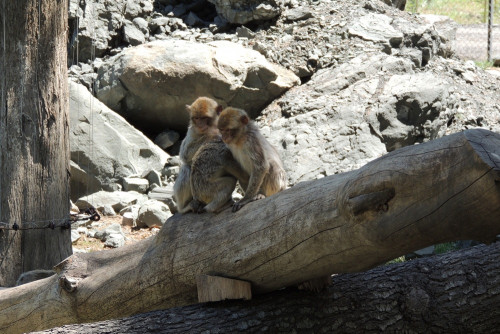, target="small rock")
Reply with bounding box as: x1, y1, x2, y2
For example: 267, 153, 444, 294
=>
123, 20, 146, 46
137, 200, 172, 228
105, 233, 126, 248
236, 26, 255, 39
414, 245, 435, 257
122, 177, 149, 193
94, 223, 125, 241
163, 165, 180, 178
185, 11, 204, 26
102, 204, 116, 216
284, 7, 314, 22
122, 212, 136, 227
71, 230, 81, 243
154, 130, 180, 150
166, 156, 182, 166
